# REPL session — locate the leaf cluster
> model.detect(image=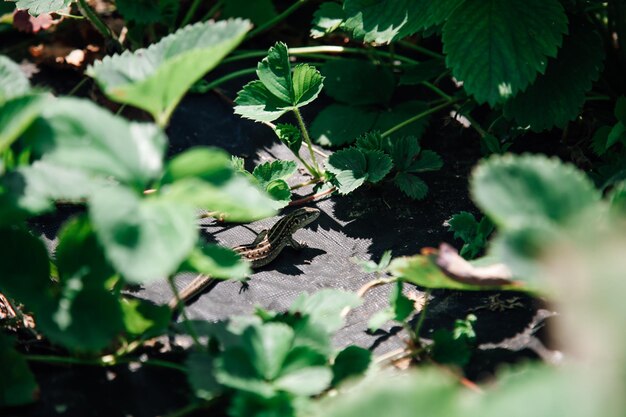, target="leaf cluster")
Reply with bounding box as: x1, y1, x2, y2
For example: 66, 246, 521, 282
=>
326, 132, 442, 199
